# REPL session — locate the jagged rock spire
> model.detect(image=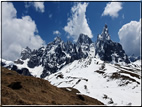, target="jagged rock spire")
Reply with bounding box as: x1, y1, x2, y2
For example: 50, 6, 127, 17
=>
95, 24, 130, 64
53, 36, 62, 44
77, 33, 93, 45
105, 24, 107, 28
21, 46, 32, 60
98, 24, 110, 41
